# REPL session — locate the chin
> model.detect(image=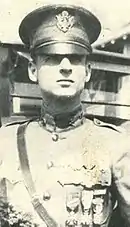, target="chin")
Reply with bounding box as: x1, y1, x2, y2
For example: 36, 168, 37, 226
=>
53, 87, 78, 98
